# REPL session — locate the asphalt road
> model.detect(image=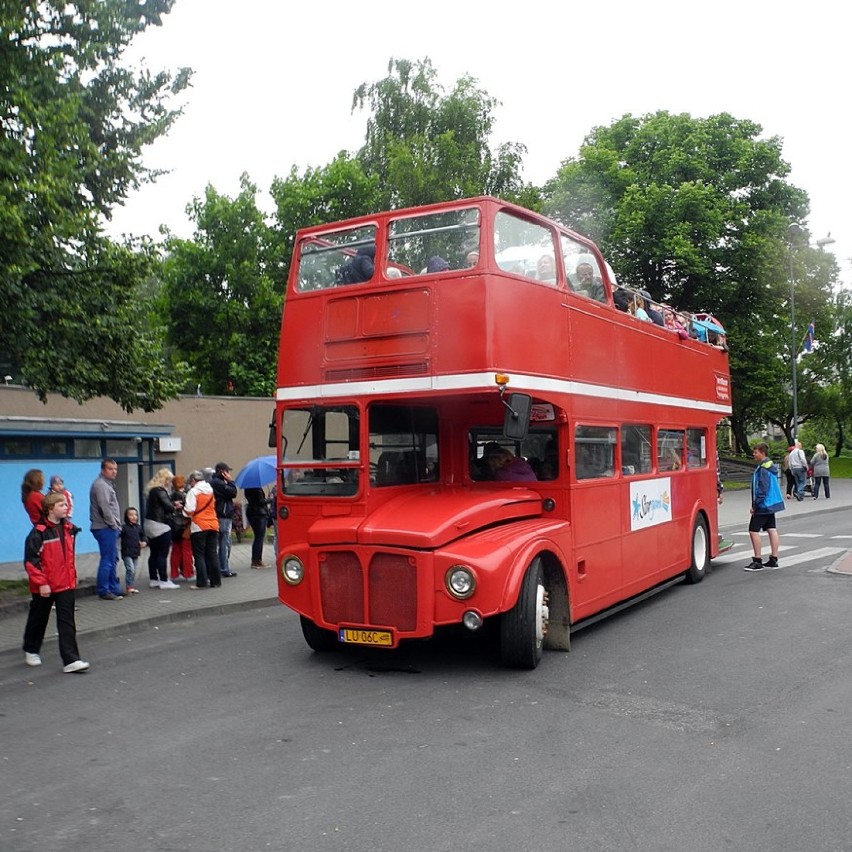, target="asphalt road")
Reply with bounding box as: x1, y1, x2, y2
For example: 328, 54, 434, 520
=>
2, 508, 851, 852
